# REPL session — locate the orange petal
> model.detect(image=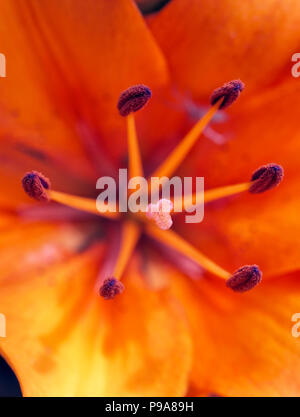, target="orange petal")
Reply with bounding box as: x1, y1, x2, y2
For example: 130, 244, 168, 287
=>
0, 0, 169, 169
0, 217, 96, 281
0, 229, 191, 396
0, 1, 94, 182
147, 0, 300, 97
169, 265, 300, 396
